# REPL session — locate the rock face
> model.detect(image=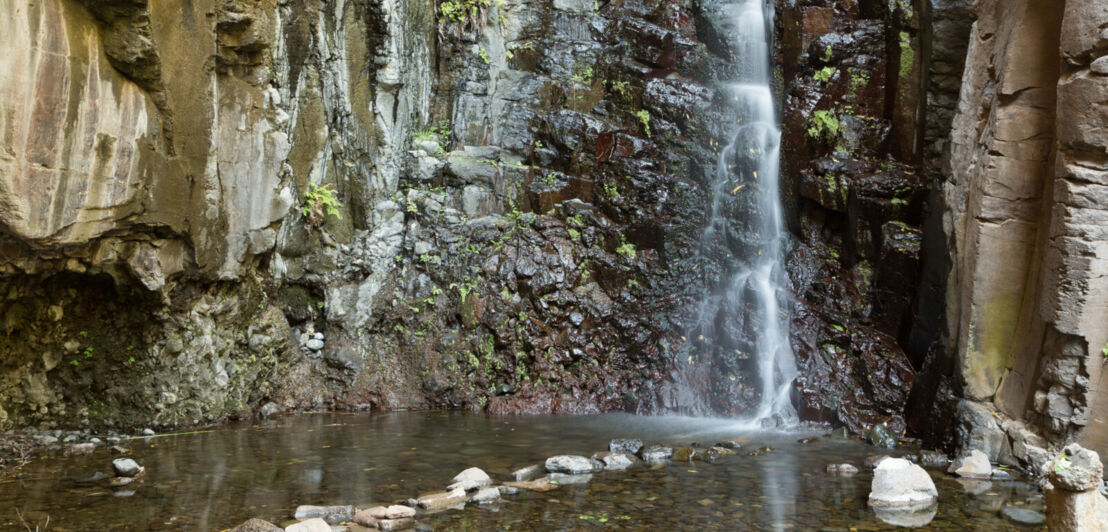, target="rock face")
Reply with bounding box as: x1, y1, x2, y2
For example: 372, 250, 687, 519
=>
909, 0, 1108, 461
1, 0, 810, 428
